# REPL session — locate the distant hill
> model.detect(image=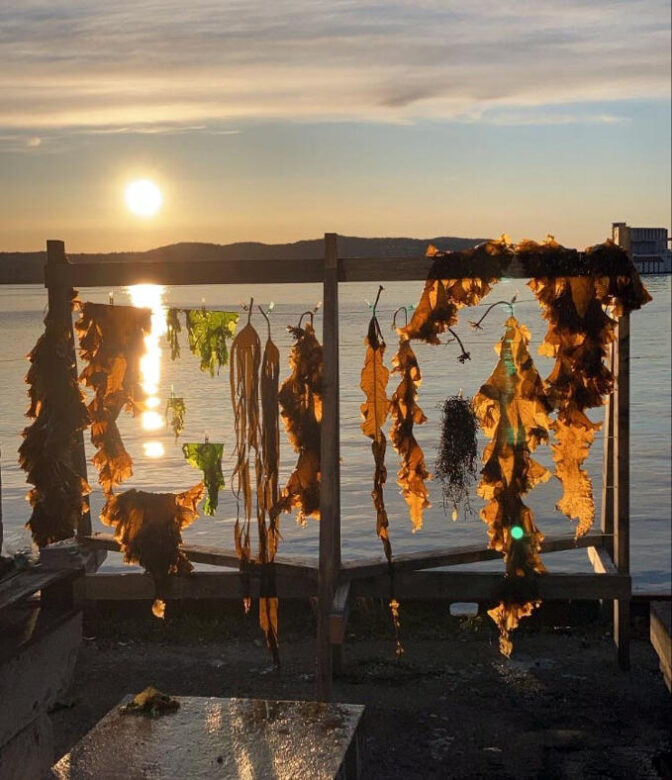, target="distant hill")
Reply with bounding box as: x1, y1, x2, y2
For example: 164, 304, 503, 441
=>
0, 235, 487, 284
